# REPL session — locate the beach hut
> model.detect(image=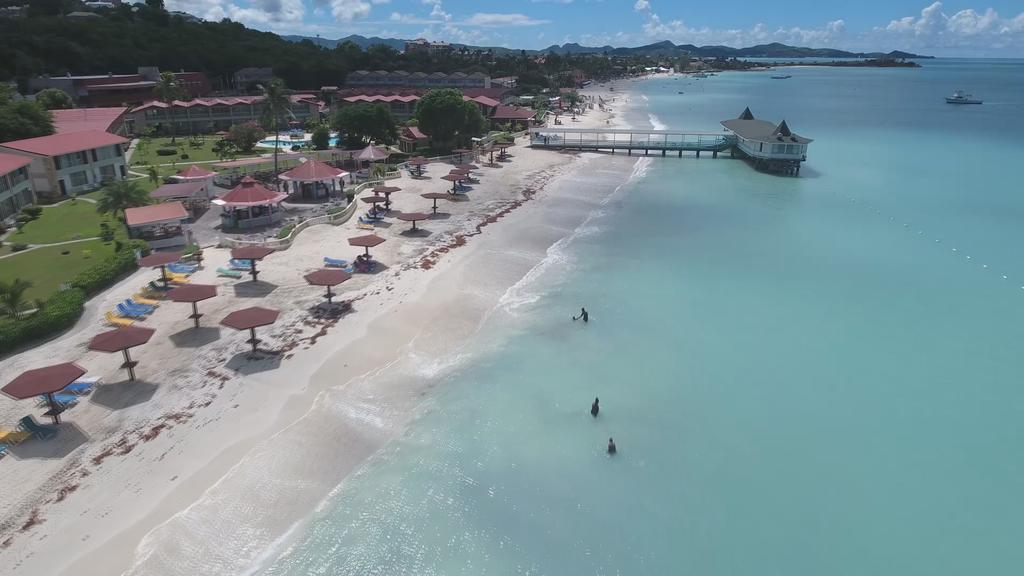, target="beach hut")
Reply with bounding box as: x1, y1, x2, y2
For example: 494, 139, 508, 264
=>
167, 284, 218, 328
138, 251, 185, 286
221, 306, 280, 354
279, 159, 348, 201
211, 177, 288, 230
125, 203, 190, 249
304, 269, 352, 305
3, 362, 87, 425
230, 246, 275, 282
88, 326, 155, 381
